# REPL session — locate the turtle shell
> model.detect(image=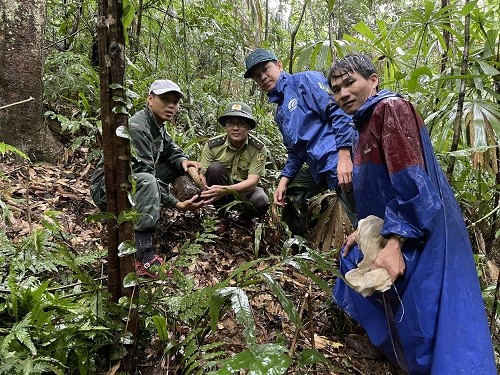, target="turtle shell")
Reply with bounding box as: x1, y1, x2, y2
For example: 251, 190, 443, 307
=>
171, 175, 201, 201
